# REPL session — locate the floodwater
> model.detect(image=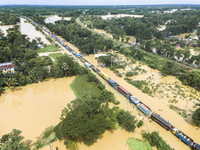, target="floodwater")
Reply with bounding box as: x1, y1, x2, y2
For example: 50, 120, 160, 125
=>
0, 77, 76, 142
43, 15, 71, 24
0, 19, 50, 45
0, 25, 14, 36
99, 14, 144, 20
66, 41, 200, 150
20, 18, 50, 45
